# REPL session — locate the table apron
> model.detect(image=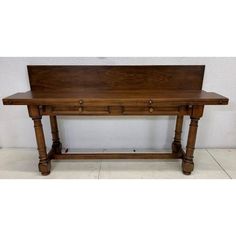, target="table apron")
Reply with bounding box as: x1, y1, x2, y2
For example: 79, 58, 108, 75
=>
40, 105, 191, 116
